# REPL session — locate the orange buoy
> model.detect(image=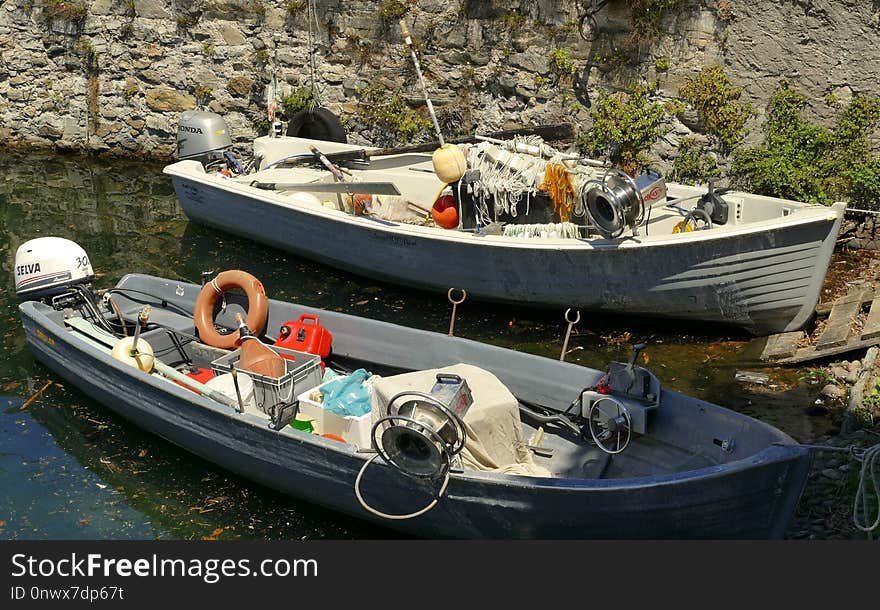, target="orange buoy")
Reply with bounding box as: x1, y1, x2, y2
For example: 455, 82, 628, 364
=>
431, 194, 459, 229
